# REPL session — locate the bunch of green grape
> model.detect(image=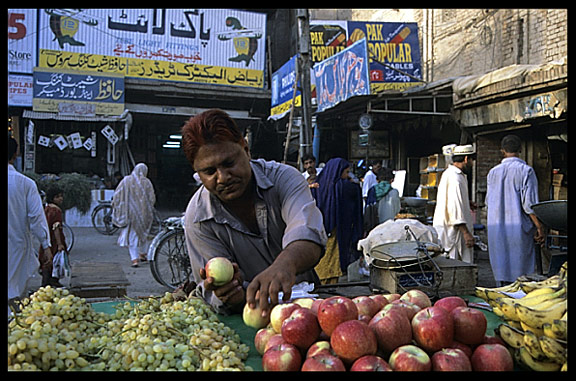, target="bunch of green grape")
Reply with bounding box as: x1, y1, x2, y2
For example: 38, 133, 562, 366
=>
8, 287, 251, 371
